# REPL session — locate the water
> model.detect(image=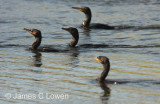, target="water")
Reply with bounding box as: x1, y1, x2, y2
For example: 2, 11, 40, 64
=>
0, 0, 160, 104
